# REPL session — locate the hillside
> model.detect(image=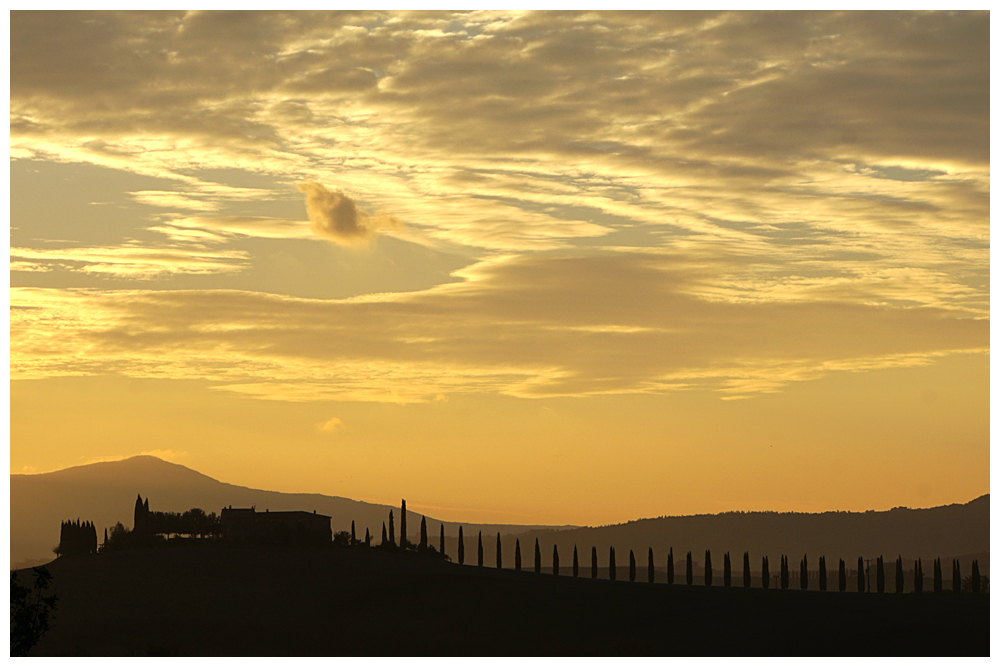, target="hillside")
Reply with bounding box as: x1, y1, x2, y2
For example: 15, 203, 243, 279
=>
10, 456, 570, 568
19, 543, 989, 656
510, 496, 990, 576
